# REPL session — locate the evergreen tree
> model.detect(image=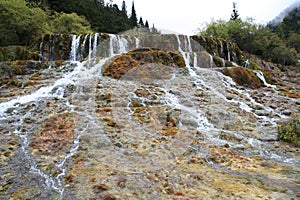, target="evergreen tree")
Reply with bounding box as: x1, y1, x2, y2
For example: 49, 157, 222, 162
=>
129, 1, 137, 27
230, 2, 239, 21
151, 23, 159, 33
121, 0, 127, 16
138, 17, 144, 27
145, 20, 149, 28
